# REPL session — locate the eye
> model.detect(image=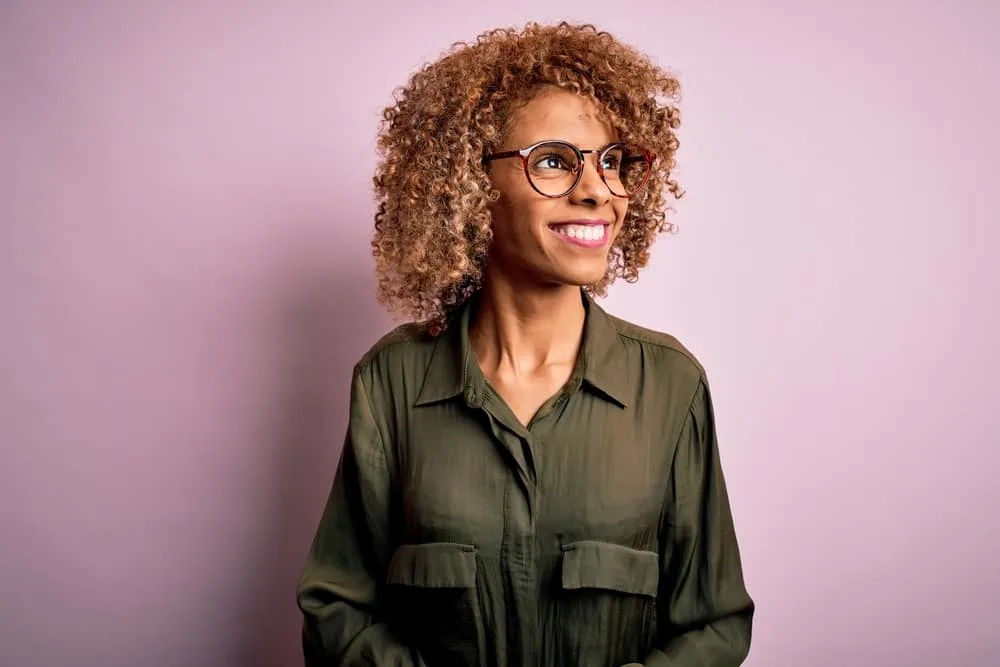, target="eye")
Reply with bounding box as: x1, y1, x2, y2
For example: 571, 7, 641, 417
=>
601, 151, 622, 171
533, 154, 572, 171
